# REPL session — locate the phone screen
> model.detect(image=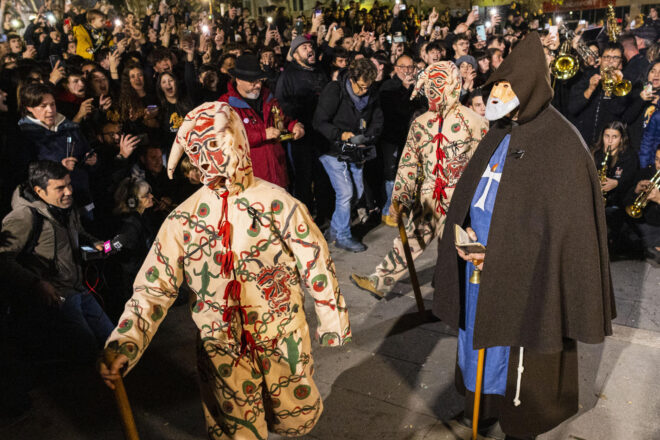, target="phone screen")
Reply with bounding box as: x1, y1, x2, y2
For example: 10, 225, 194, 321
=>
81, 246, 96, 252
549, 25, 558, 37
399, 4, 406, 10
